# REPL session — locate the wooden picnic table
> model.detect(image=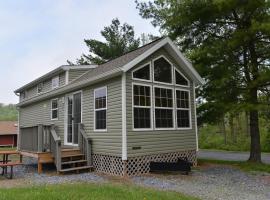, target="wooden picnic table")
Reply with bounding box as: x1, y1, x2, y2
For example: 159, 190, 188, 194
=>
0, 150, 22, 179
